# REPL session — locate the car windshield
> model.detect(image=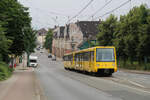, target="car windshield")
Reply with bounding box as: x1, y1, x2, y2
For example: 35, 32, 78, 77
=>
30, 60, 37, 63
96, 48, 115, 62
